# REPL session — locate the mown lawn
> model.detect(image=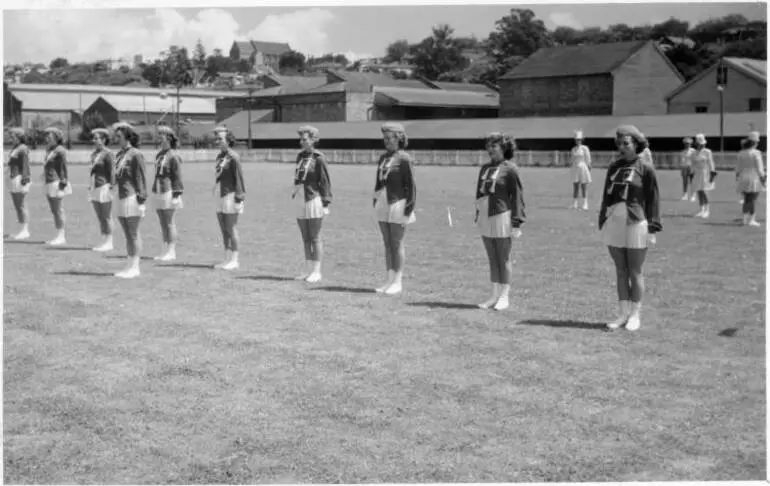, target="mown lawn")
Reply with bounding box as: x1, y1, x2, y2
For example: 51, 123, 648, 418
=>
3, 162, 765, 483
